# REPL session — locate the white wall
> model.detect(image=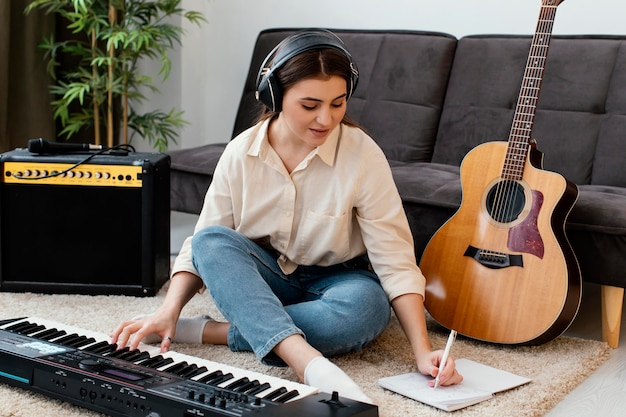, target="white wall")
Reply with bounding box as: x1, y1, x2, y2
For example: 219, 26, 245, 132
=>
137, 0, 625, 151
